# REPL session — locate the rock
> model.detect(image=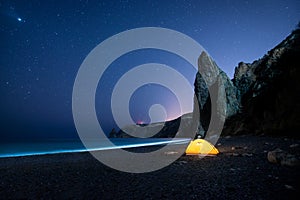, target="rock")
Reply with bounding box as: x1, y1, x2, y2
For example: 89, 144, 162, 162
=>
289, 144, 299, 148
284, 185, 295, 190
233, 62, 256, 101
108, 128, 118, 138
280, 154, 300, 167
222, 28, 300, 137
267, 148, 300, 167
194, 52, 239, 137
177, 161, 187, 165
267, 148, 284, 163
231, 146, 243, 150
242, 153, 253, 157
164, 151, 179, 155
